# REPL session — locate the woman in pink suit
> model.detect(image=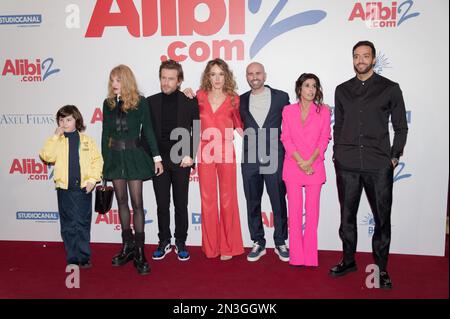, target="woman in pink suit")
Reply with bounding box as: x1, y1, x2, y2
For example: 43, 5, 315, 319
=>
281, 73, 331, 266
196, 58, 244, 260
